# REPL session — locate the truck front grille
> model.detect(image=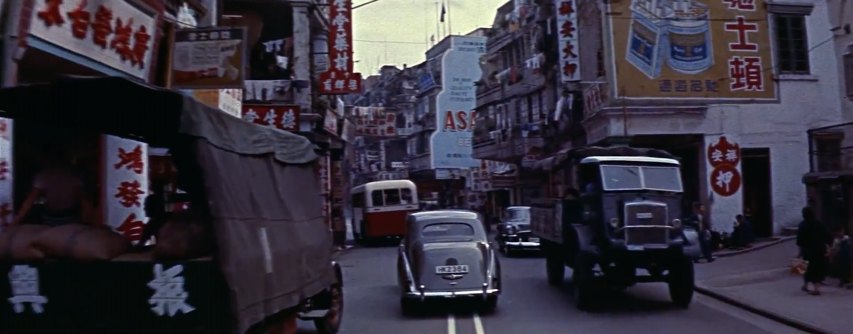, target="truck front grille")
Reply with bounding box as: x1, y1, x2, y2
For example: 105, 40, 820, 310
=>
624, 202, 669, 246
